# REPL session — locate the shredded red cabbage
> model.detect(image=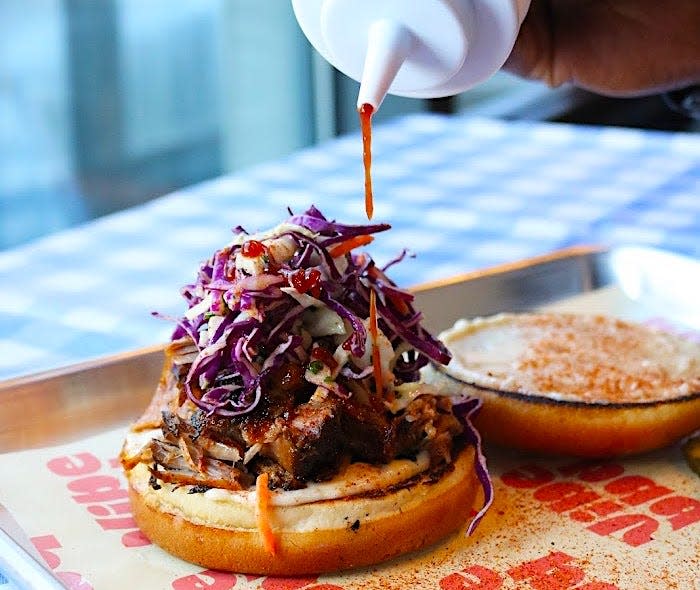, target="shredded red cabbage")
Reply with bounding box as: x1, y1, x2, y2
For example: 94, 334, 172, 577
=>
168, 205, 452, 416
453, 397, 494, 535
